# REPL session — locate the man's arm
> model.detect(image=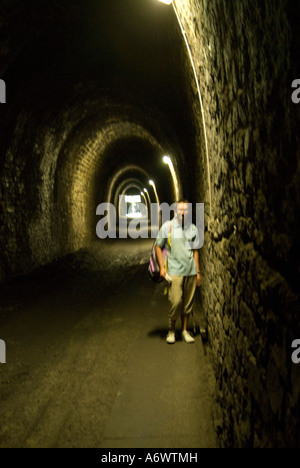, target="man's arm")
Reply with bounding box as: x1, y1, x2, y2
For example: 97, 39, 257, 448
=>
155, 245, 167, 278
193, 249, 202, 287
